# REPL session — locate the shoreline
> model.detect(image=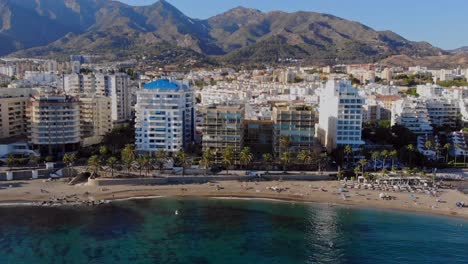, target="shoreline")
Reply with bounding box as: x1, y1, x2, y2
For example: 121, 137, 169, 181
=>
0, 179, 466, 220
